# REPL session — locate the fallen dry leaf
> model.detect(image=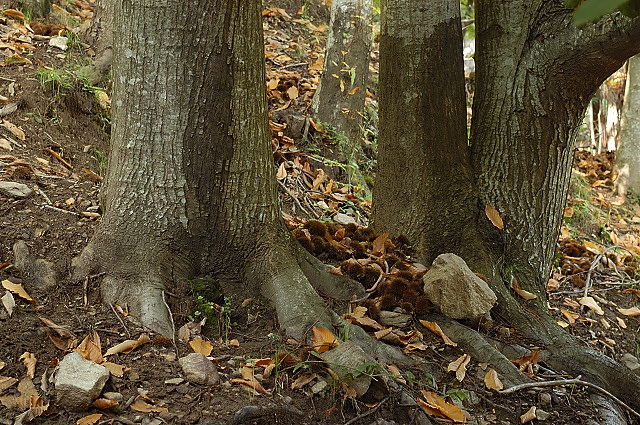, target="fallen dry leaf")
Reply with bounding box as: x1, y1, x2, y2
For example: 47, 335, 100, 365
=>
419, 319, 457, 347
75, 333, 103, 363
130, 398, 169, 413
312, 326, 338, 354
513, 351, 539, 378
0, 138, 11, 151
20, 352, 36, 379
616, 317, 627, 328
92, 398, 118, 409
104, 334, 150, 356
560, 308, 579, 324
39, 317, 76, 339
484, 369, 504, 391
371, 232, 390, 257
2, 280, 36, 304
510, 278, 537, 300
418, 390, 467, 423
101, 361, 129, 378
291, 373, 317, 390
230, 378, 272, 395
520, 406, 537, 423
617, 306, 640, 317
578, 296, 604, 315
77, 413, 103, 425
485, 205, 504, 229
0, 376, 17, 392
189, 339, 213, 356
2, 120, 25, 141
2, 291, 15, 316
447, 354, 471, 382
3, 9, 25, 19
